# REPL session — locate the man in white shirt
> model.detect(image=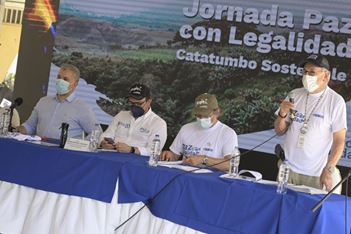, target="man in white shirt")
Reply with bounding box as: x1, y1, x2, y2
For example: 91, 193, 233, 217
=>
274, 55, 347, 193
100, 83, 167, 156
161, 93, 238, 170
